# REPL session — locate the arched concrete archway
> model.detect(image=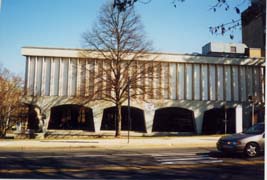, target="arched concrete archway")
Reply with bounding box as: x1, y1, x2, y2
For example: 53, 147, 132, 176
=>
101, 106, 146, 132
202, 107, 236, 134
48, 104, 95, 131
152, 107, 196, 133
